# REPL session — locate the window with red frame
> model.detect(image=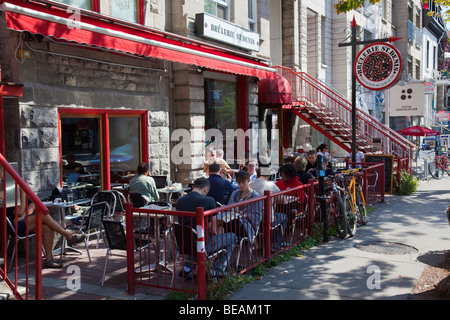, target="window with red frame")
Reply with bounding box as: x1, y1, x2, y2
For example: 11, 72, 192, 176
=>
59, 109, 147, 190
